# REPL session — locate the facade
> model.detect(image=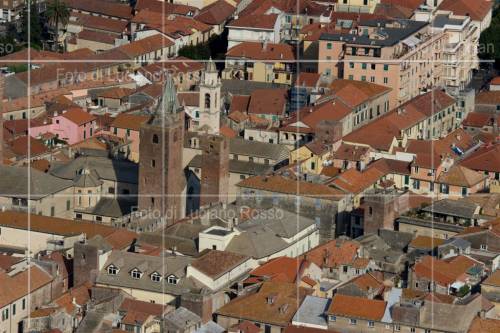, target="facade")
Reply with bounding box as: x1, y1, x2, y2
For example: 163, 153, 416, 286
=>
138, 77, 186, 225
223, 42, 295, 85
199, 134, 230, 207
318, 19, 446, 107
29, 108, 97, 145
198, 59, 222, 134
